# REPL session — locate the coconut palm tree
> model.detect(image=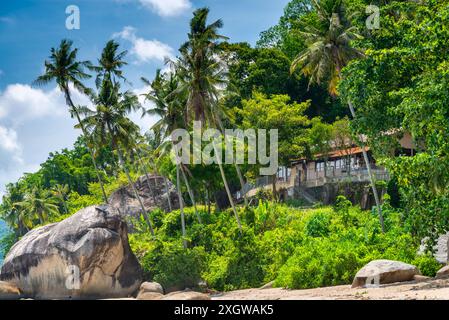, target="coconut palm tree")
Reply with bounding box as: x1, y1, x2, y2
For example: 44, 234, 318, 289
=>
15, 187, 59, 225
142, 70, 193, 246
290, 0, 385, 232
80, 74, 155, 236
176, 8, 243, 232
51, 184, 69, 214
90, 39, 129, 88
34, 39, 109, 204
